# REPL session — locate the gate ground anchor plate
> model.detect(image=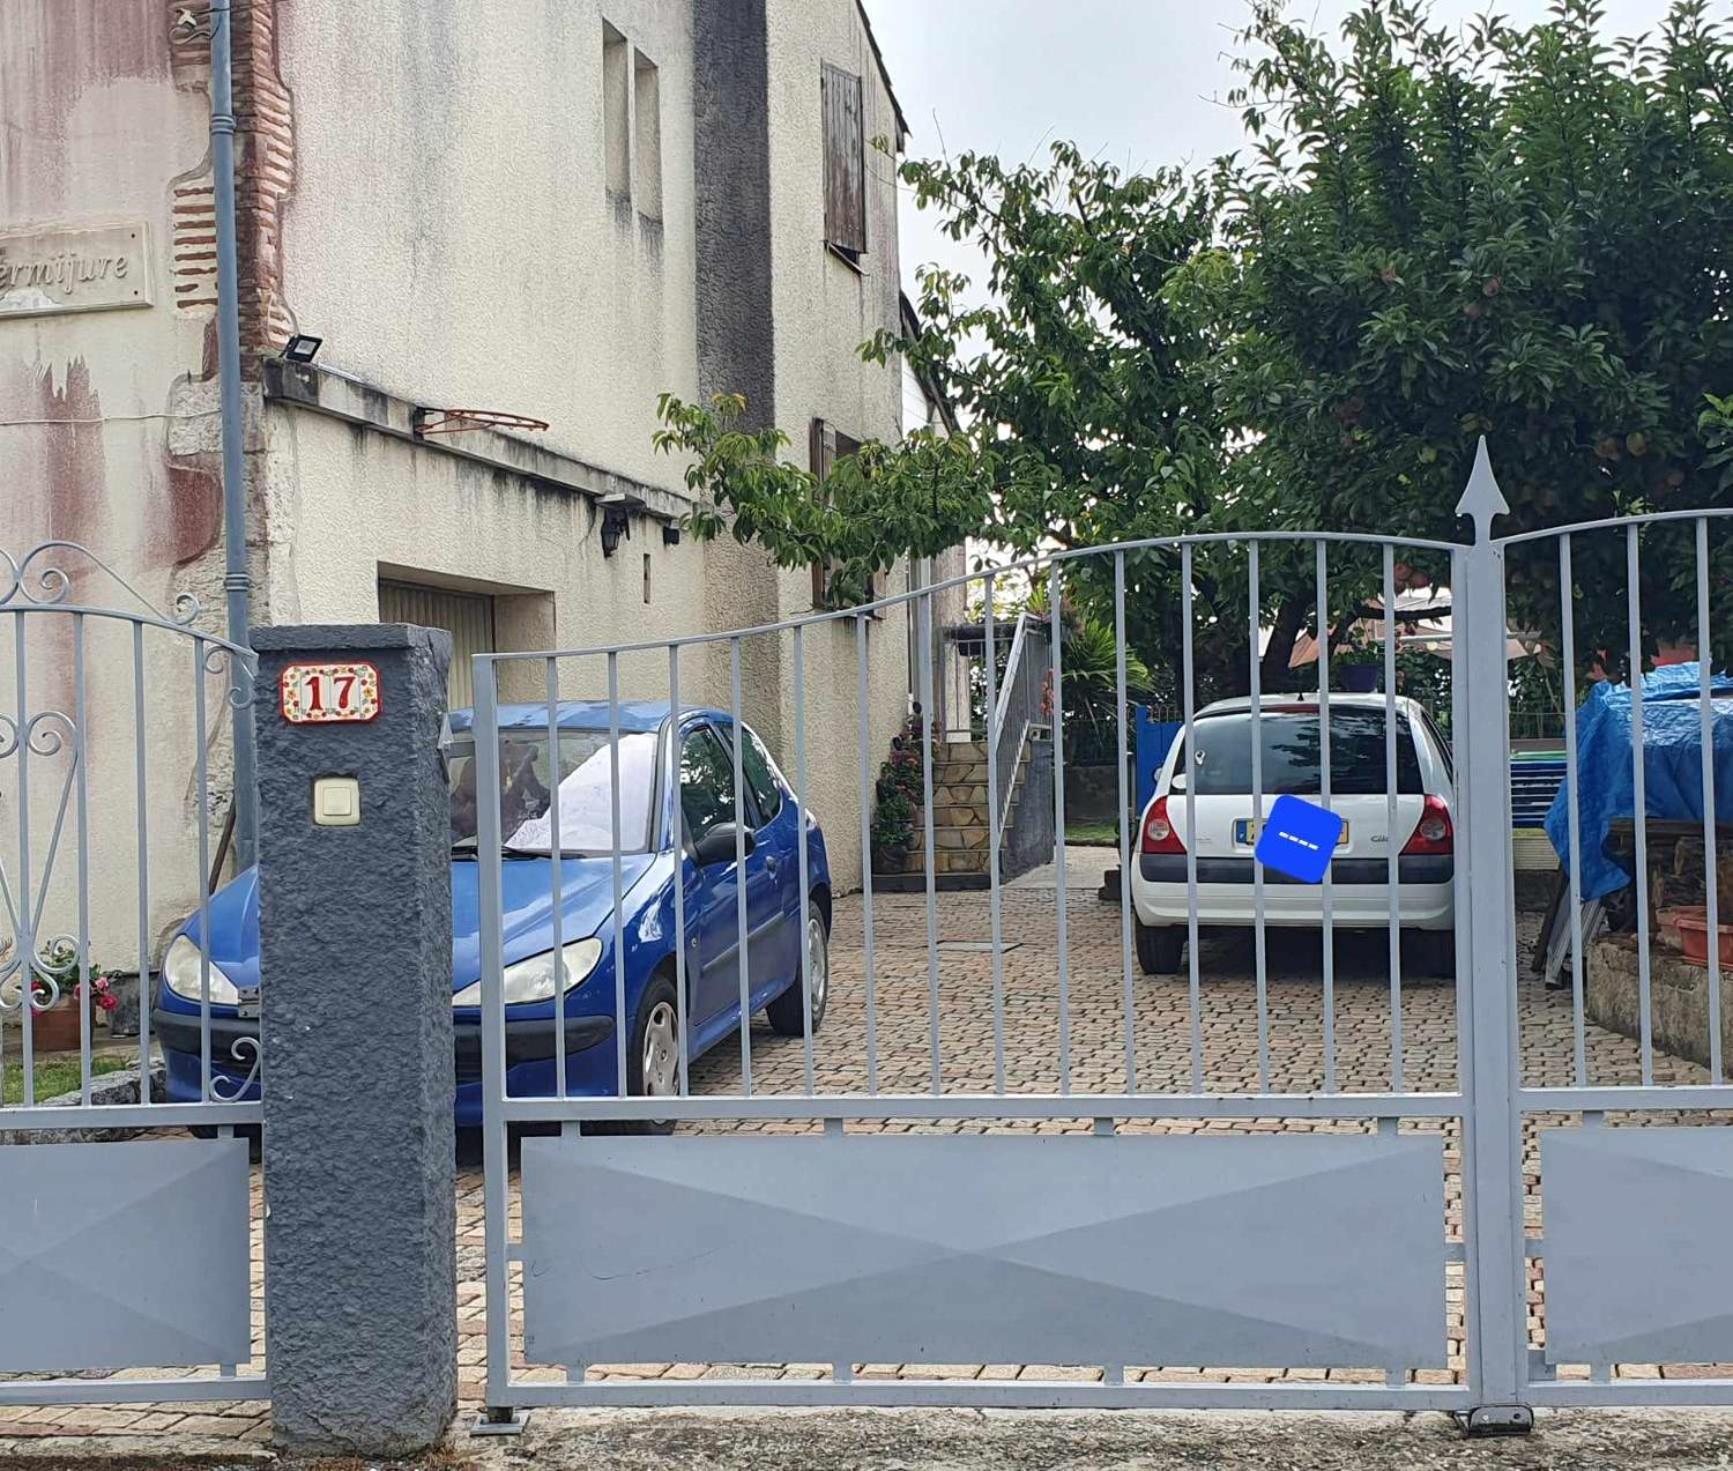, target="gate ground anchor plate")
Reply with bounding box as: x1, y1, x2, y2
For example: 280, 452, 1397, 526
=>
1461, 1405, 1534, 1437
471, 1407, 528, 1437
